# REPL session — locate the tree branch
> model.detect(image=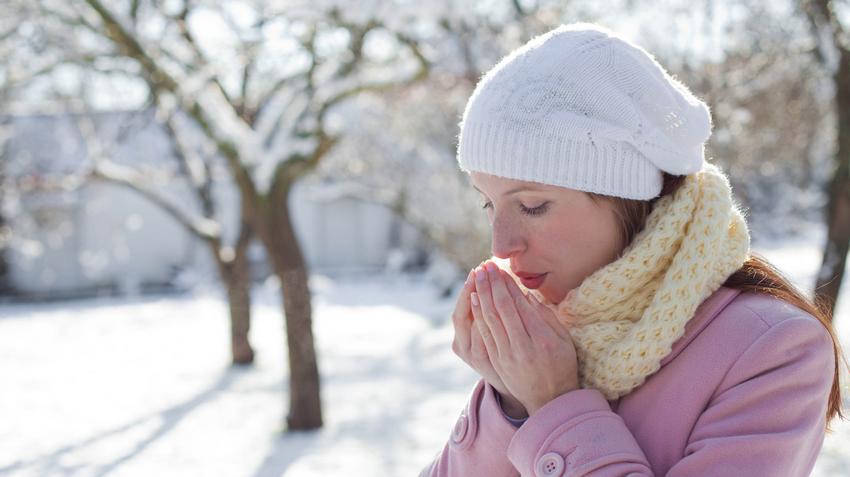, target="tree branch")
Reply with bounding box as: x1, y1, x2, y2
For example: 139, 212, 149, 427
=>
39, 2, 105, 37
325, 8, 379, 79
159, 107, 217, 219
317, 29, 429, 121
83, 0, 178, 89
252, 25, 316, 122
92, 160, 221, 241
67, 106, 221, 241
511, 0, 527, 16
82, 0, 259, 205
802, 0, 850, 67
130, 0, 141, 29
